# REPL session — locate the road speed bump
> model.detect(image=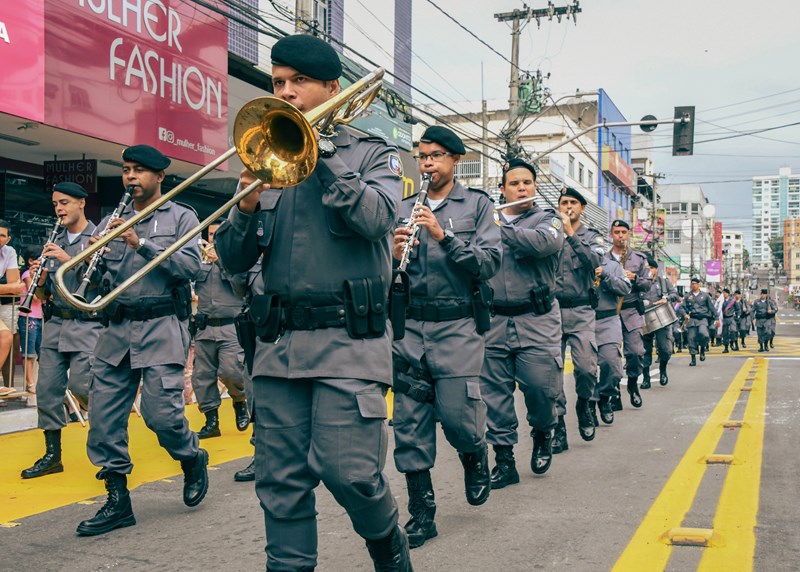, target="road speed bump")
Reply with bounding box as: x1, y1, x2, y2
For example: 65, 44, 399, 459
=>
661, 527, 722, 547
704, 454, 735, 465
